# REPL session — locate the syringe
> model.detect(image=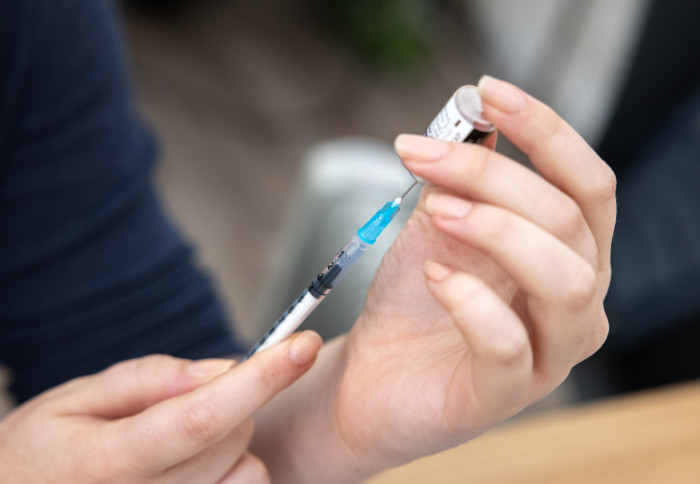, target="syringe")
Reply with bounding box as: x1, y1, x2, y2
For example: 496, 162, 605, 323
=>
245, 84, 494, 359
245, 185, 416, 359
